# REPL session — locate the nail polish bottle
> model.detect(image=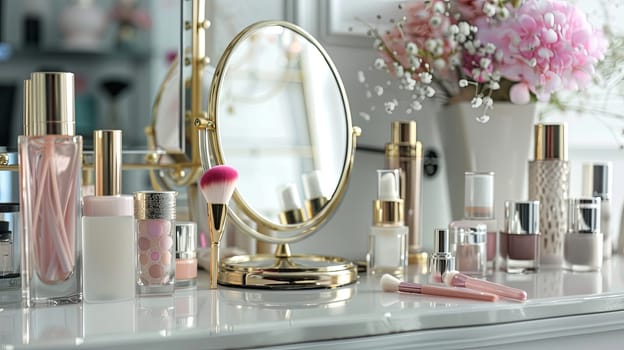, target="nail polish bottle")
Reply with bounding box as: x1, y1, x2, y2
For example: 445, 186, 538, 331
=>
450, 172, 497, 269
19, 73, 82, 306
82, 130, 135, 302
451, 223, 486, 277
385, 120, 426, 265
501, 201, 540, 273
429, 228, 455, 283
175, 221, 197, 289
582, 163, 612, 259
0, 203, 20, 290
367, 169, 408, 276
564, 198, 603, 272
134, 191, 177, 296
528, 123, 569, 268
